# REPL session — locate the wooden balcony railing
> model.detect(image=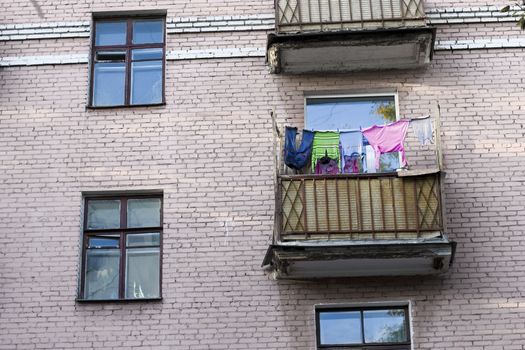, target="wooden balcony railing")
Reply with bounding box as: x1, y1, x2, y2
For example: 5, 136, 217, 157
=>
277, 171, 443, 241
275, 0, 426, 33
